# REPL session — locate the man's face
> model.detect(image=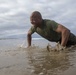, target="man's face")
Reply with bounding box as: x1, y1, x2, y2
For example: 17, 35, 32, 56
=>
30, 13, 42, 27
